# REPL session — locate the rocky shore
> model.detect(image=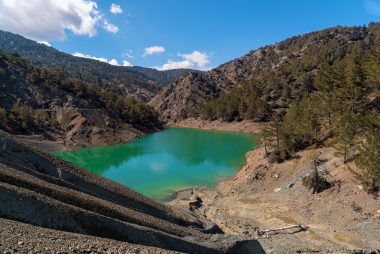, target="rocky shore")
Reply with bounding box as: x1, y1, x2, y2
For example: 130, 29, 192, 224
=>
170, 120, 380, 253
